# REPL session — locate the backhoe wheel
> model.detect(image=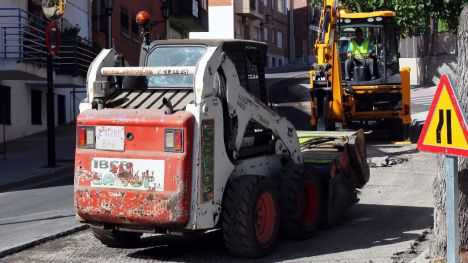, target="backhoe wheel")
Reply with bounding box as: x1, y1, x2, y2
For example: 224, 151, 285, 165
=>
91, 228, 142, 248
278, 164, 322, 240
222, 175, 279, 258
385, 119, 407, 141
